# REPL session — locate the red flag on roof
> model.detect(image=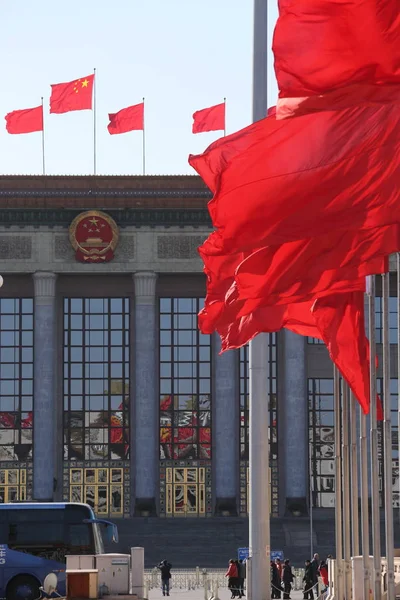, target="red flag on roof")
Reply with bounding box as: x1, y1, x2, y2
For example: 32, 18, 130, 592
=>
50, 74, 94, 114
5, 106, 43, 134
108, 102, 144, 135
192, 102, 225, 134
